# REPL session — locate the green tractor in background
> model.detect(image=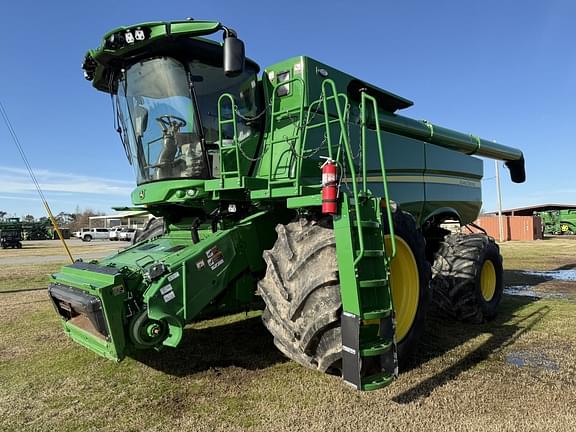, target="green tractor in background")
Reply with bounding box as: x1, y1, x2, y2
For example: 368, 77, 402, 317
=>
23, 221, 52, 240
48, 19, 525, 390
0, 218, 23, 249
538, 210, 576, 235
